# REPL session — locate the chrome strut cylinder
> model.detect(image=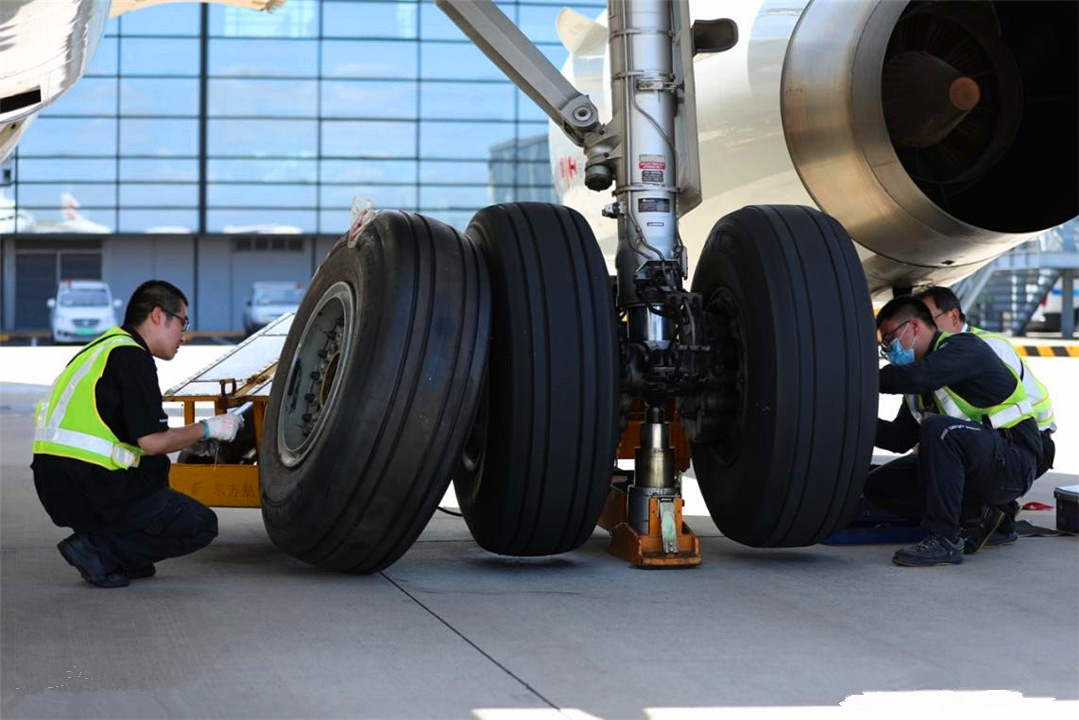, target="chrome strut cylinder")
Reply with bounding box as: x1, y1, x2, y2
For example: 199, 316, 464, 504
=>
629, 405, 678, 533
610, 0, 682, 350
